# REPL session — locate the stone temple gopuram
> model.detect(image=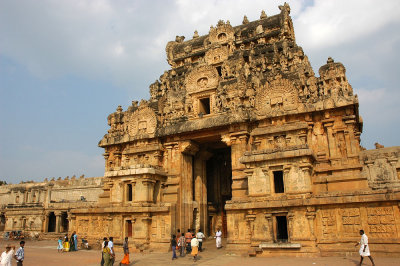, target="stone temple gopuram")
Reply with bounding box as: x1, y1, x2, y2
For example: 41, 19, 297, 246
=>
1, 3, 400, 256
